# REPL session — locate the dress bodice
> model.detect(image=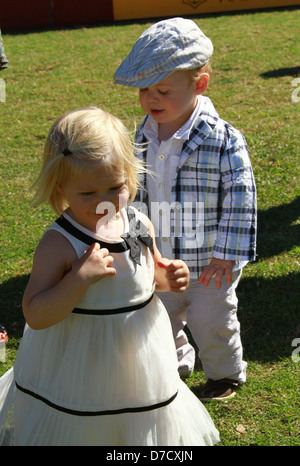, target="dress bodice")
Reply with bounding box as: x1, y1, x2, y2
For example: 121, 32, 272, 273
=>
46, 207, 155, 311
